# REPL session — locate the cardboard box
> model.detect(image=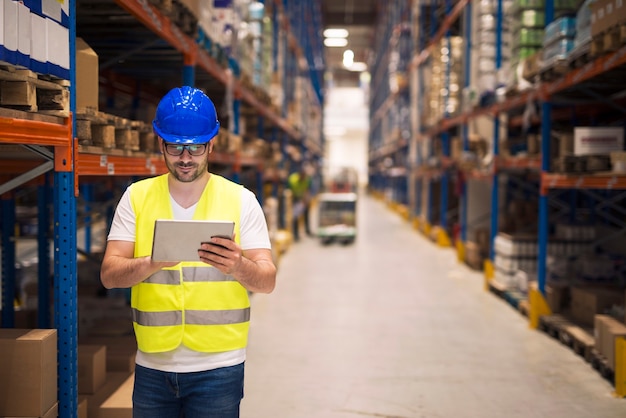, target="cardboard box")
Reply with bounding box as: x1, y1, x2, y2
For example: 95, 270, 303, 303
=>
605, 322, 626, 370
591, 0, 615, 37
106, 347, 136, 373
76, 37, 99, 113
42, 402, 58, 418
0, 329, 57, 417
574, 127, 624, 156
571, 287, 624, 326
78, 396, 88, 418
594, 314, 626, 370
591, 0, 626, 35
85, 372, 132, 418
79, 344, 107, 395
98, 373, 134, 418
78, 335, 136, 372
546, 284, 569, 314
